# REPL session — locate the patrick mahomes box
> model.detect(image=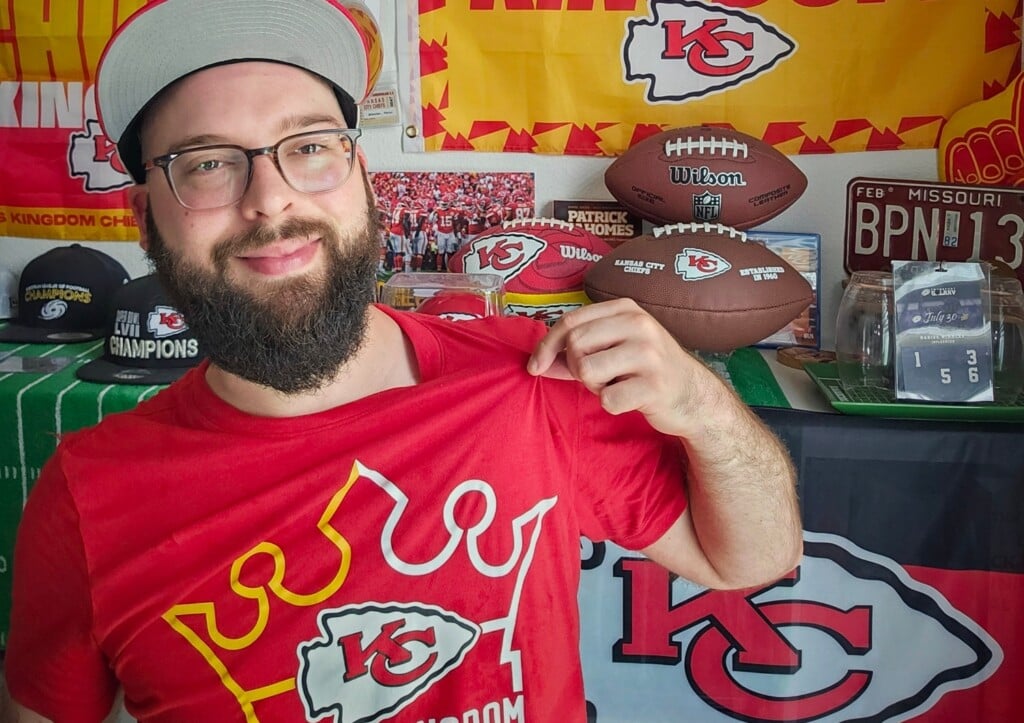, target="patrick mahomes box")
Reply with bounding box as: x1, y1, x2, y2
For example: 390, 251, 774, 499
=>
0, 244, 129, 343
